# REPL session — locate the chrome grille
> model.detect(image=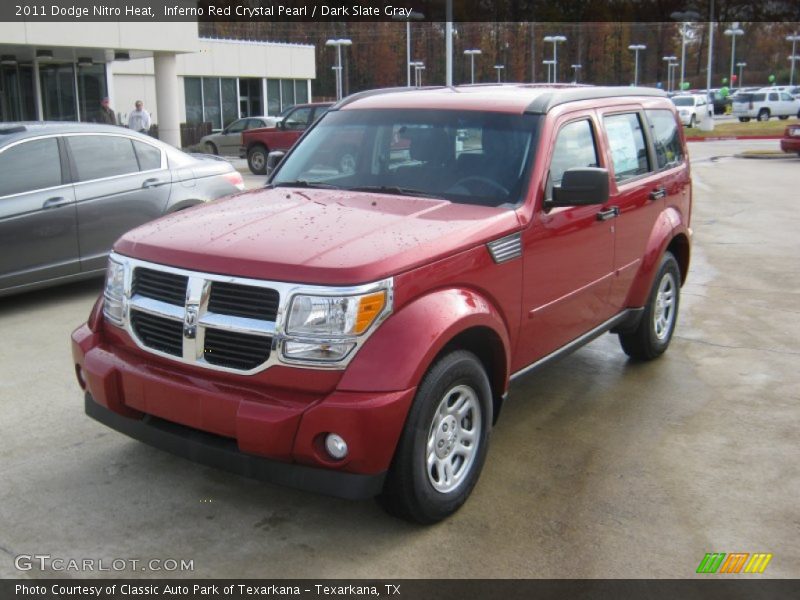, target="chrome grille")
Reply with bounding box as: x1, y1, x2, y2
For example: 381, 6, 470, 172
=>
204, 329, 272, 371
130, 311, 183, 357
208, 281, 279, 321
132, 268, 187, 306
